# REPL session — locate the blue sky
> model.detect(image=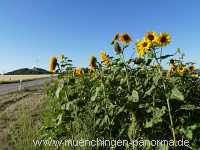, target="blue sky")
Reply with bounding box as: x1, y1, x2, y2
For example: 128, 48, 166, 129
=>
0, 0, 200, 73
